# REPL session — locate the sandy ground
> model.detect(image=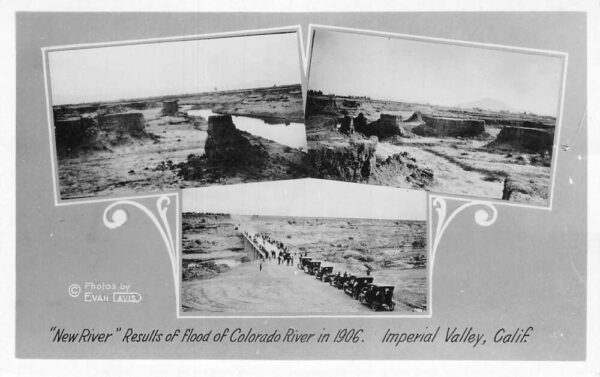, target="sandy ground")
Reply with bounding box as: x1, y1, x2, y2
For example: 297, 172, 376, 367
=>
58, 107, 205, 199
374, 135, 550, 204
183, 258, 378, 313
56, 86, 306, 200
182, 214, 427, 314
306, 95, 554, 205
182, 85, 304, 123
